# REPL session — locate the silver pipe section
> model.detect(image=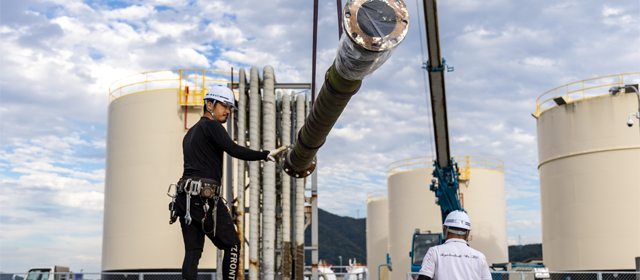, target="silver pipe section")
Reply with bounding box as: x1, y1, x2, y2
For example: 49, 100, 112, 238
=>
262, 66, 276, 280
275, 91, 283, 273
311, 169, 318, 280
280, 0, 409, 178
217, 250, 224, 280
249, 66, 261, 280
236, 68, 248, 280
294, 93, 306, 280
281, 92, 292, 280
